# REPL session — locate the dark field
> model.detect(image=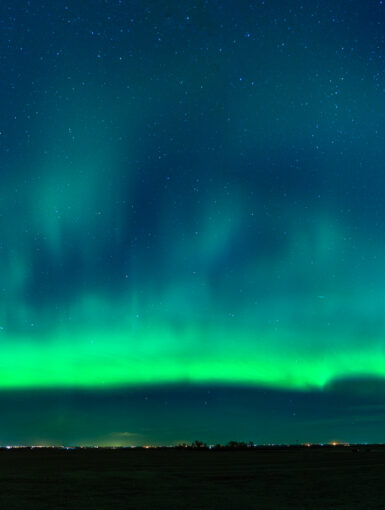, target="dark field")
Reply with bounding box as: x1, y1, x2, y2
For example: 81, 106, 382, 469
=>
0, 447, 384, 509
